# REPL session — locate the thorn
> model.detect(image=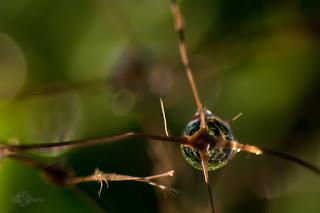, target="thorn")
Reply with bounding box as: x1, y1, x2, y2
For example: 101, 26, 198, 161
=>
230, 112, 243, 123
160, 97, 169, 136
168, 170, 174, 177
200, 149, 210, 184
